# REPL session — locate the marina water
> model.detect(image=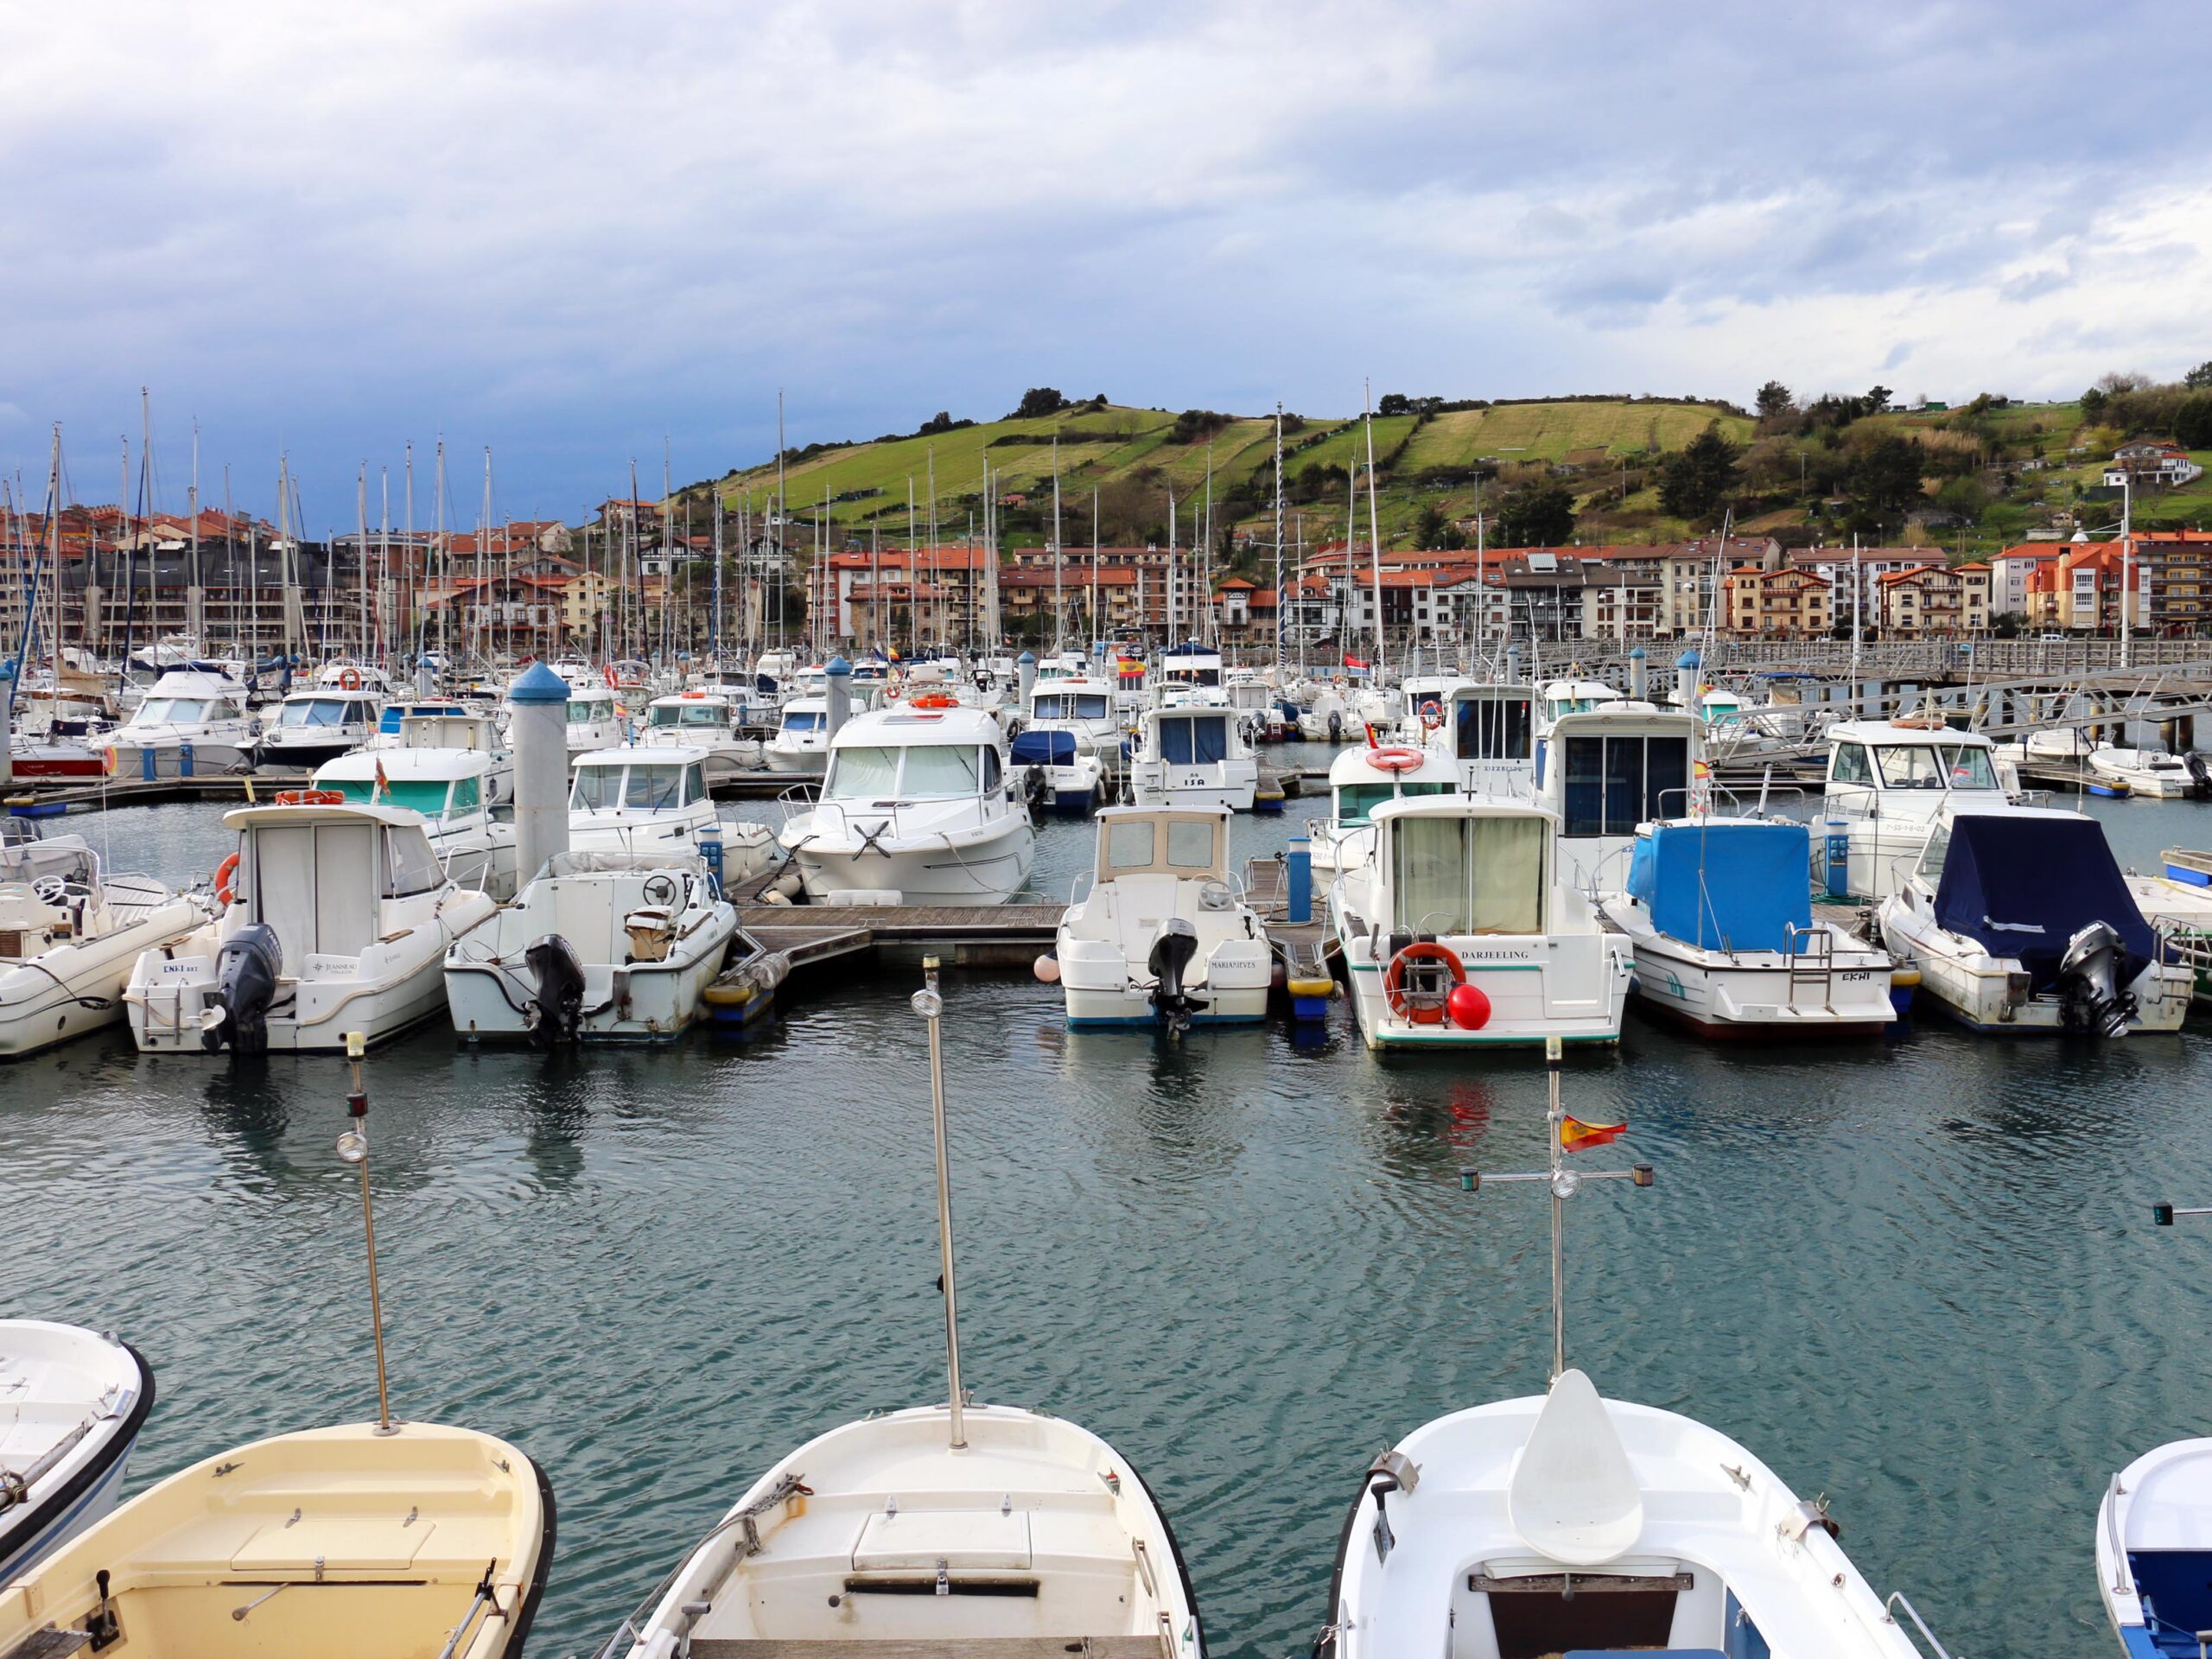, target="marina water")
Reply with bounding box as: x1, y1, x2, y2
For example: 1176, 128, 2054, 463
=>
5, 761, 2209, 1658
